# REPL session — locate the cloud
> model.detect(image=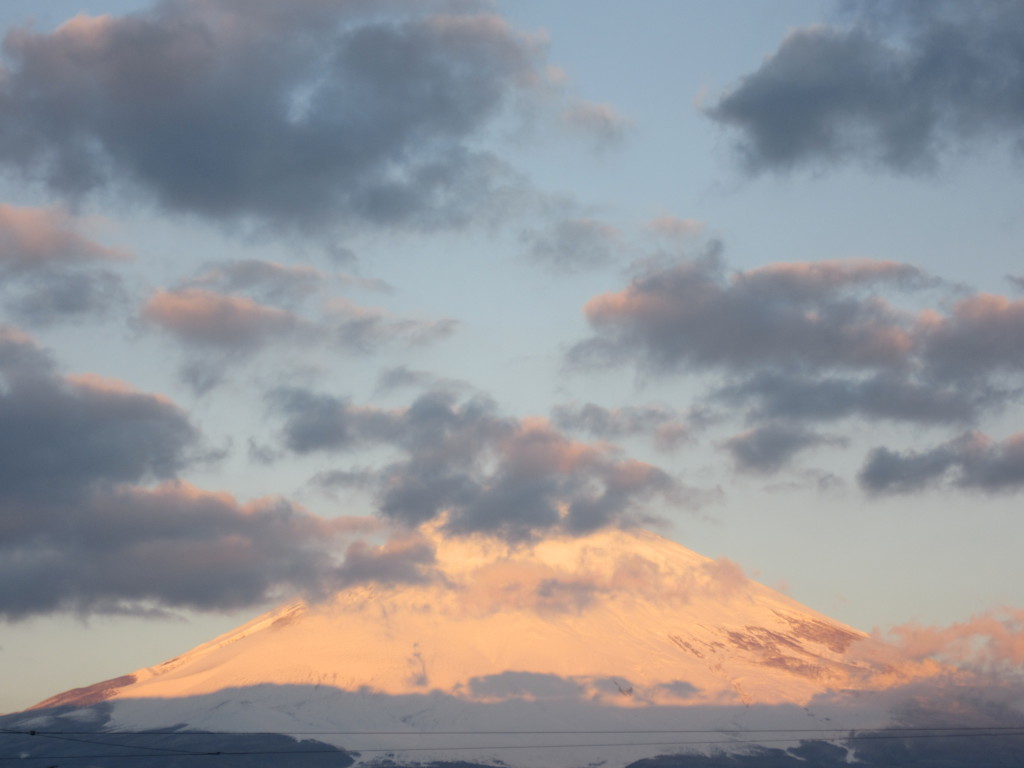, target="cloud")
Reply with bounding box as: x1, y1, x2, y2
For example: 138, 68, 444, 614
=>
336, 272, 393, 294
0, 328, 196, 504
456, 559, 605, 615
699, 556, 751, 599
715, 371, 991, 426
269, 388, 693, 541
143, 278, 455, 391
859, 431, 1024, 495
450, 540, 761, 618
0, 326, 441, 619
561, 100, 631, 151
0, 203, 129, 325
325, 297, 457, 352
452, 547, 751, 616
722, 423, 845, 474
267, 387, 401, 454
0, 480, 402, 619
551, 402, 708, 451
186, 259, 326, 307
6, 268, 125, 326
569, 249, 1024, 493
520, 217, 620, 273
468, 671, 583, 701
571, 252, 1021, 429
374, 365, 468, 394
879, 609, 1024, 671
143, 288, 301, 351
333, 534, 437, 588
571, 252, 927, 374
0, 1, 552, 234
186, 259, 395, 307
0, 203, 128, 268
705, 1, 1024, 173
921, 293, 1024, 377
648, 214, 704, 240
